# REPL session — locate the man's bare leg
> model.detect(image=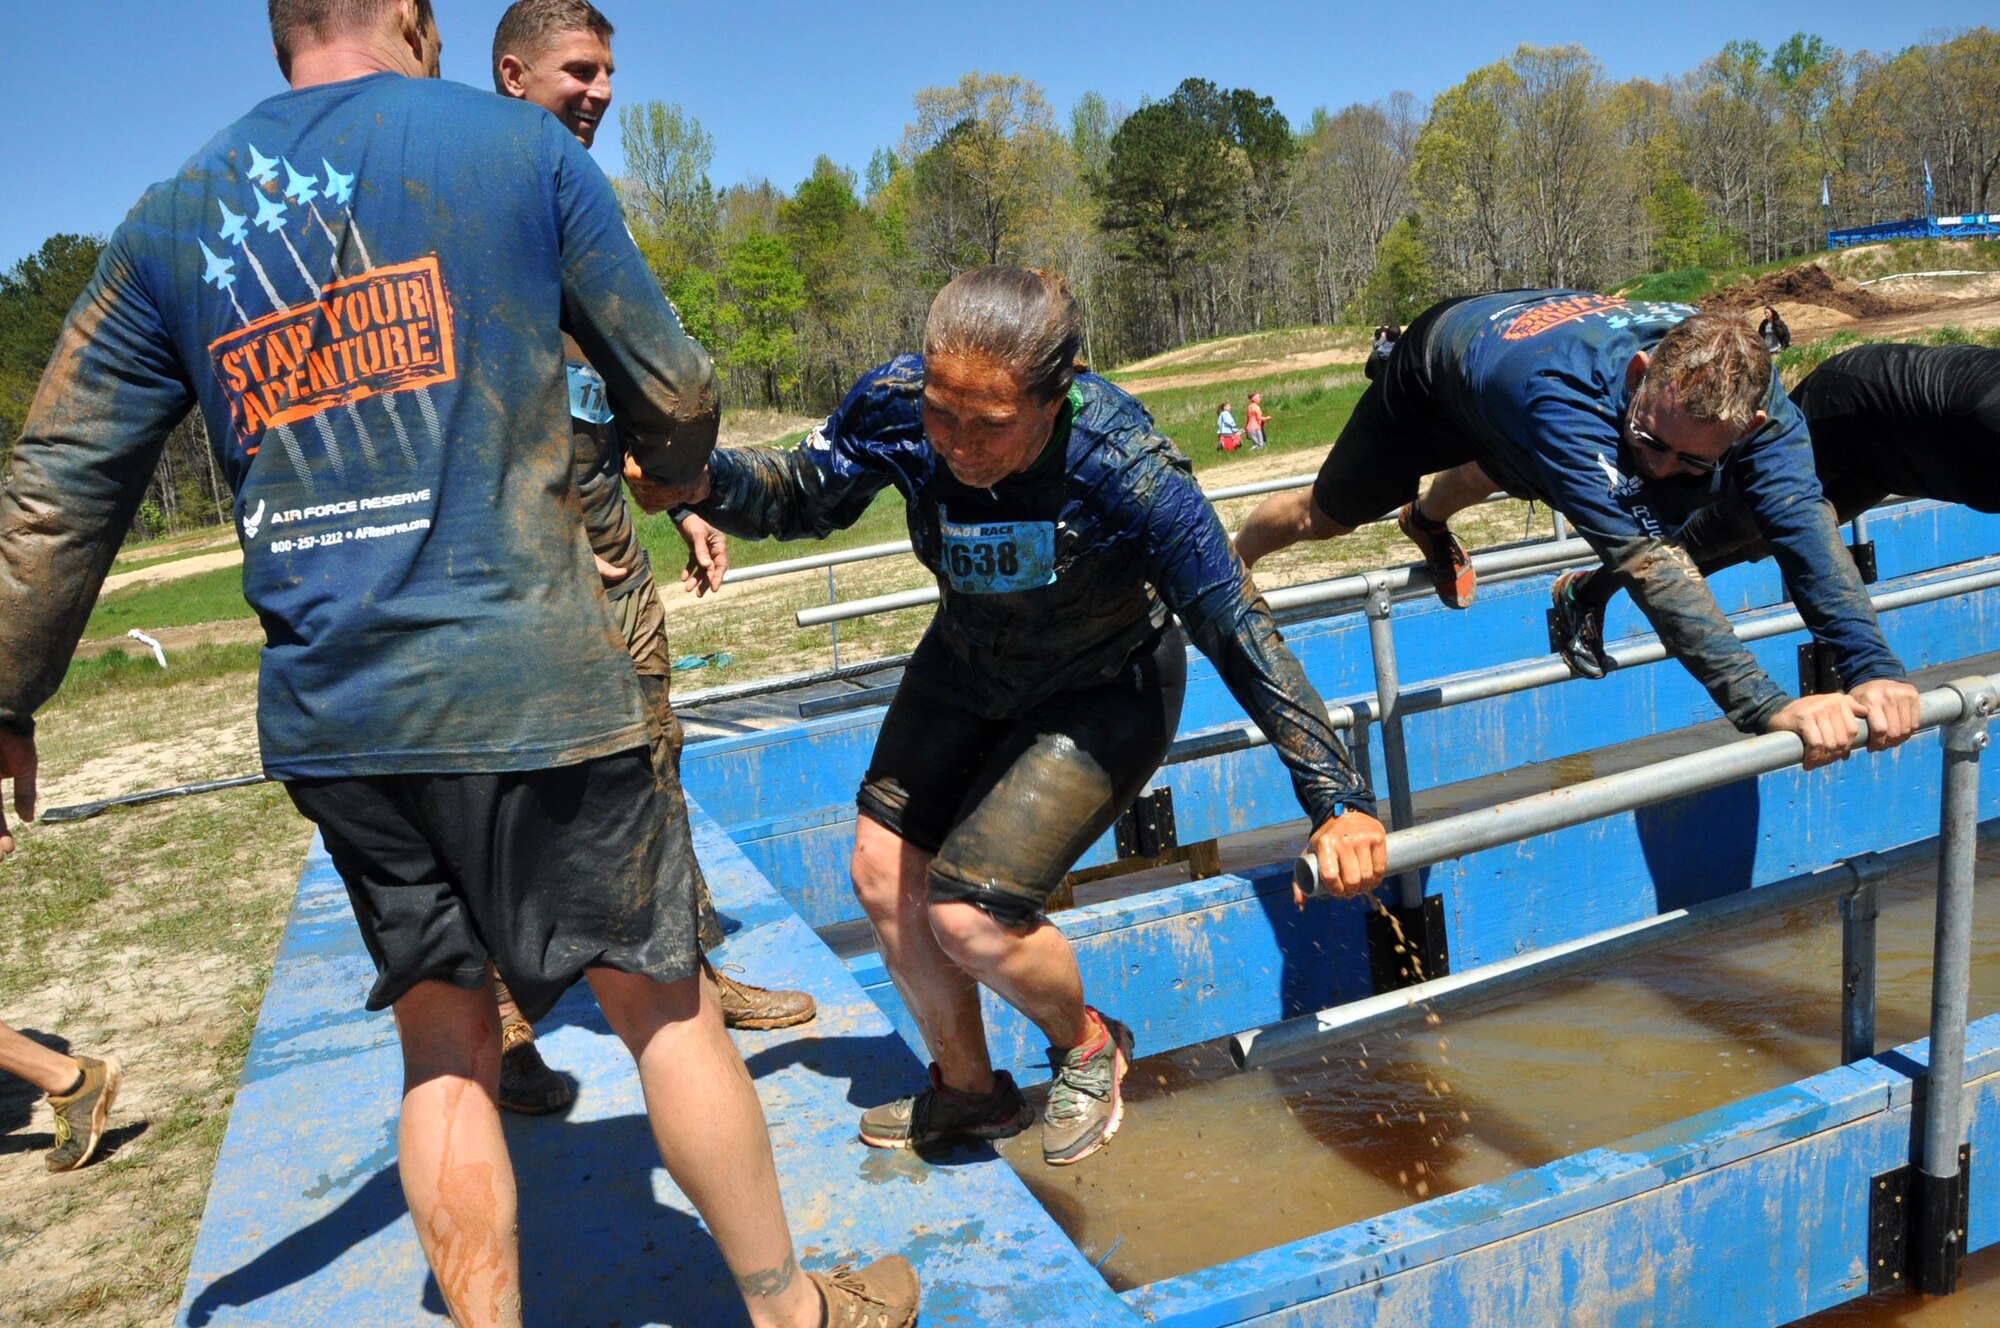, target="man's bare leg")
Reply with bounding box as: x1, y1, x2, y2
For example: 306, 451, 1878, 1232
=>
1233, 488, 1354, 569
1415, 462, 1501, 526
927, 903, 1091, 1051
391, 980, 522, 1328
586, 966, 821, 1328
851, 816, 995, 1094
0, 1019, 85, 1096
